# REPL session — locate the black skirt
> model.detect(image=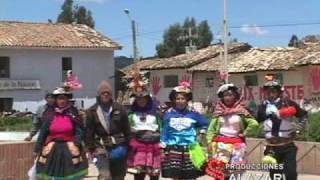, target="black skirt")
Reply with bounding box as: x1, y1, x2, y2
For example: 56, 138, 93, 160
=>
36, 141, 88, 180
161, 145, 204, 179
